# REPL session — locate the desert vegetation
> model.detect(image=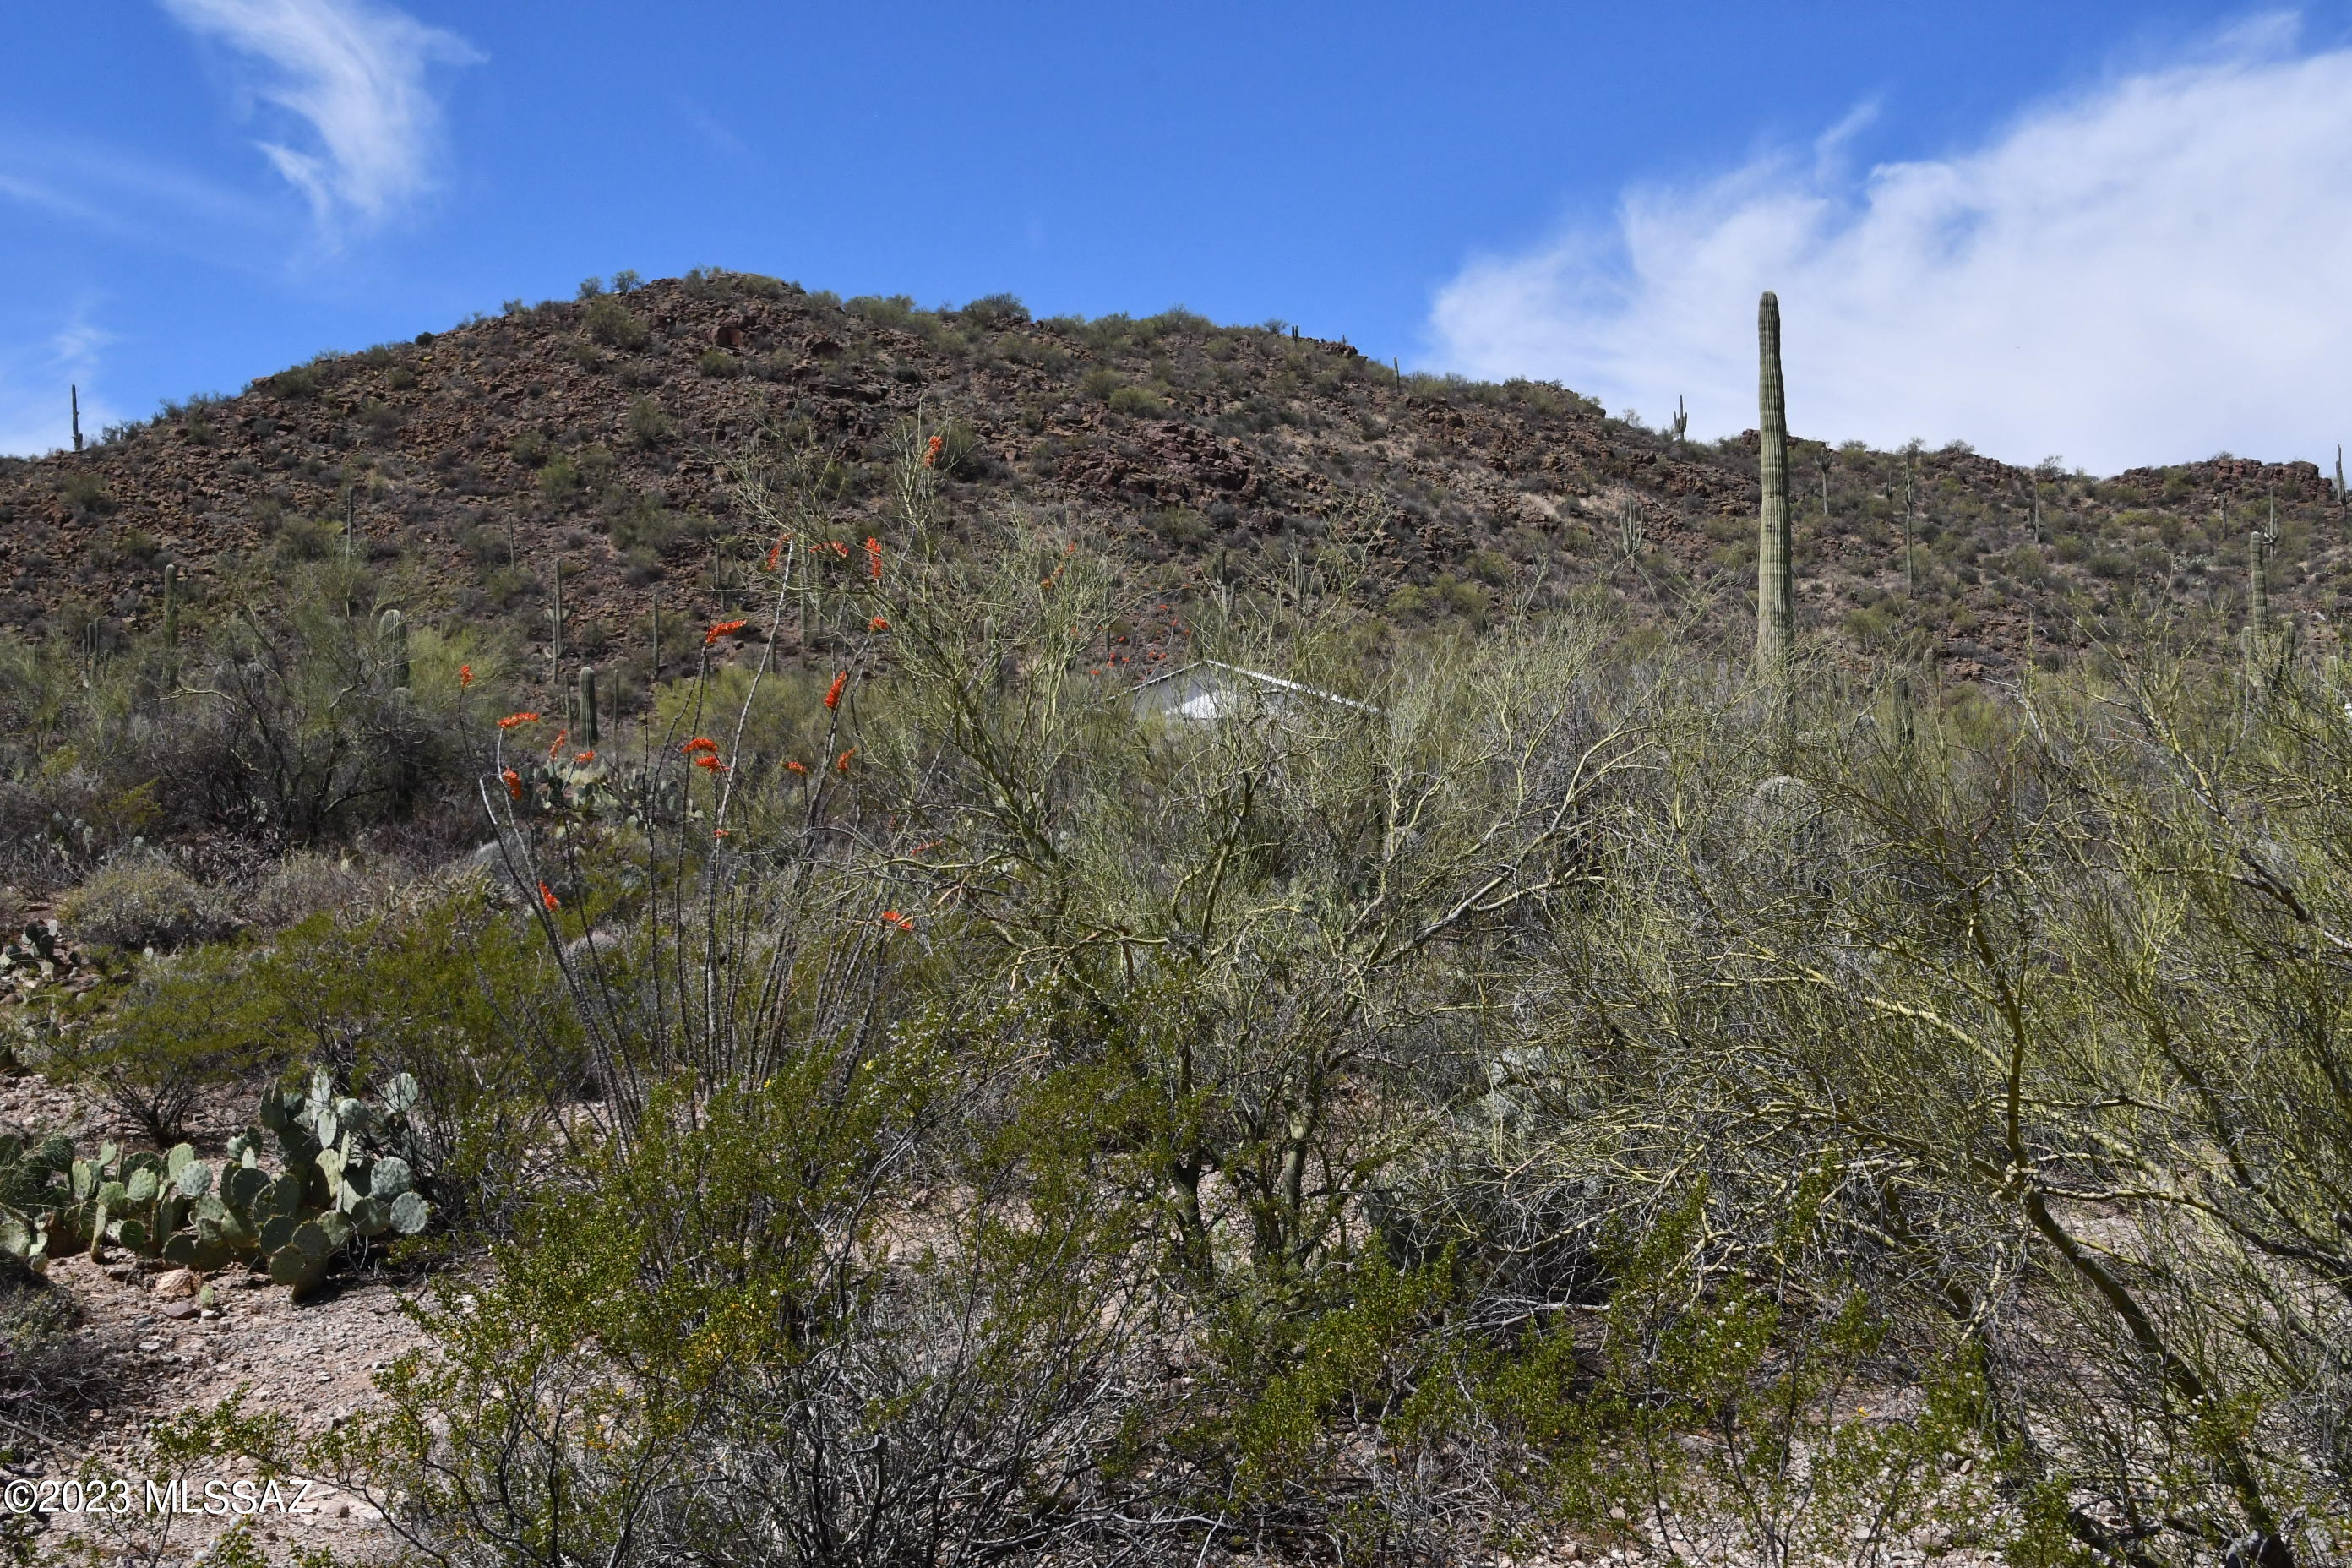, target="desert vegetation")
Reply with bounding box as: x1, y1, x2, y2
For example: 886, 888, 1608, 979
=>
0, 293, 2347, 1568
